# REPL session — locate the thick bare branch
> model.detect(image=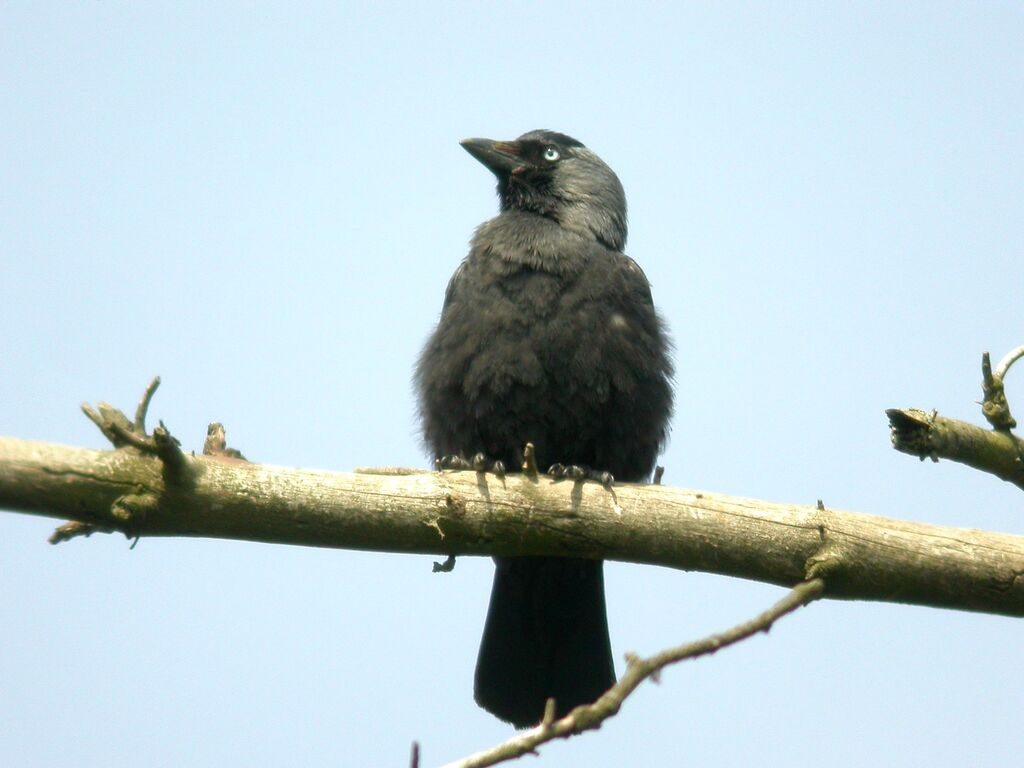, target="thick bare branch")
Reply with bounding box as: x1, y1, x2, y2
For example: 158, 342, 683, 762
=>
1, 436, 1022, 617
